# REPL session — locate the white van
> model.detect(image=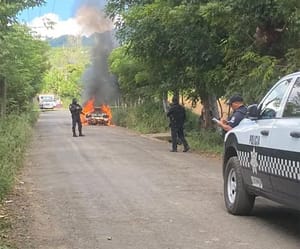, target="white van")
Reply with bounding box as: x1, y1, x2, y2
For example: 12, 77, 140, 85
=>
38, 94, 56, 109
